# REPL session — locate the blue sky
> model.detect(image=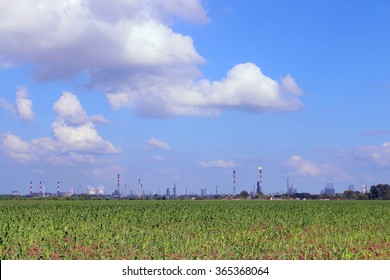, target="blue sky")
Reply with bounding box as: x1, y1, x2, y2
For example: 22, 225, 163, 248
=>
1, 0, 390, 195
